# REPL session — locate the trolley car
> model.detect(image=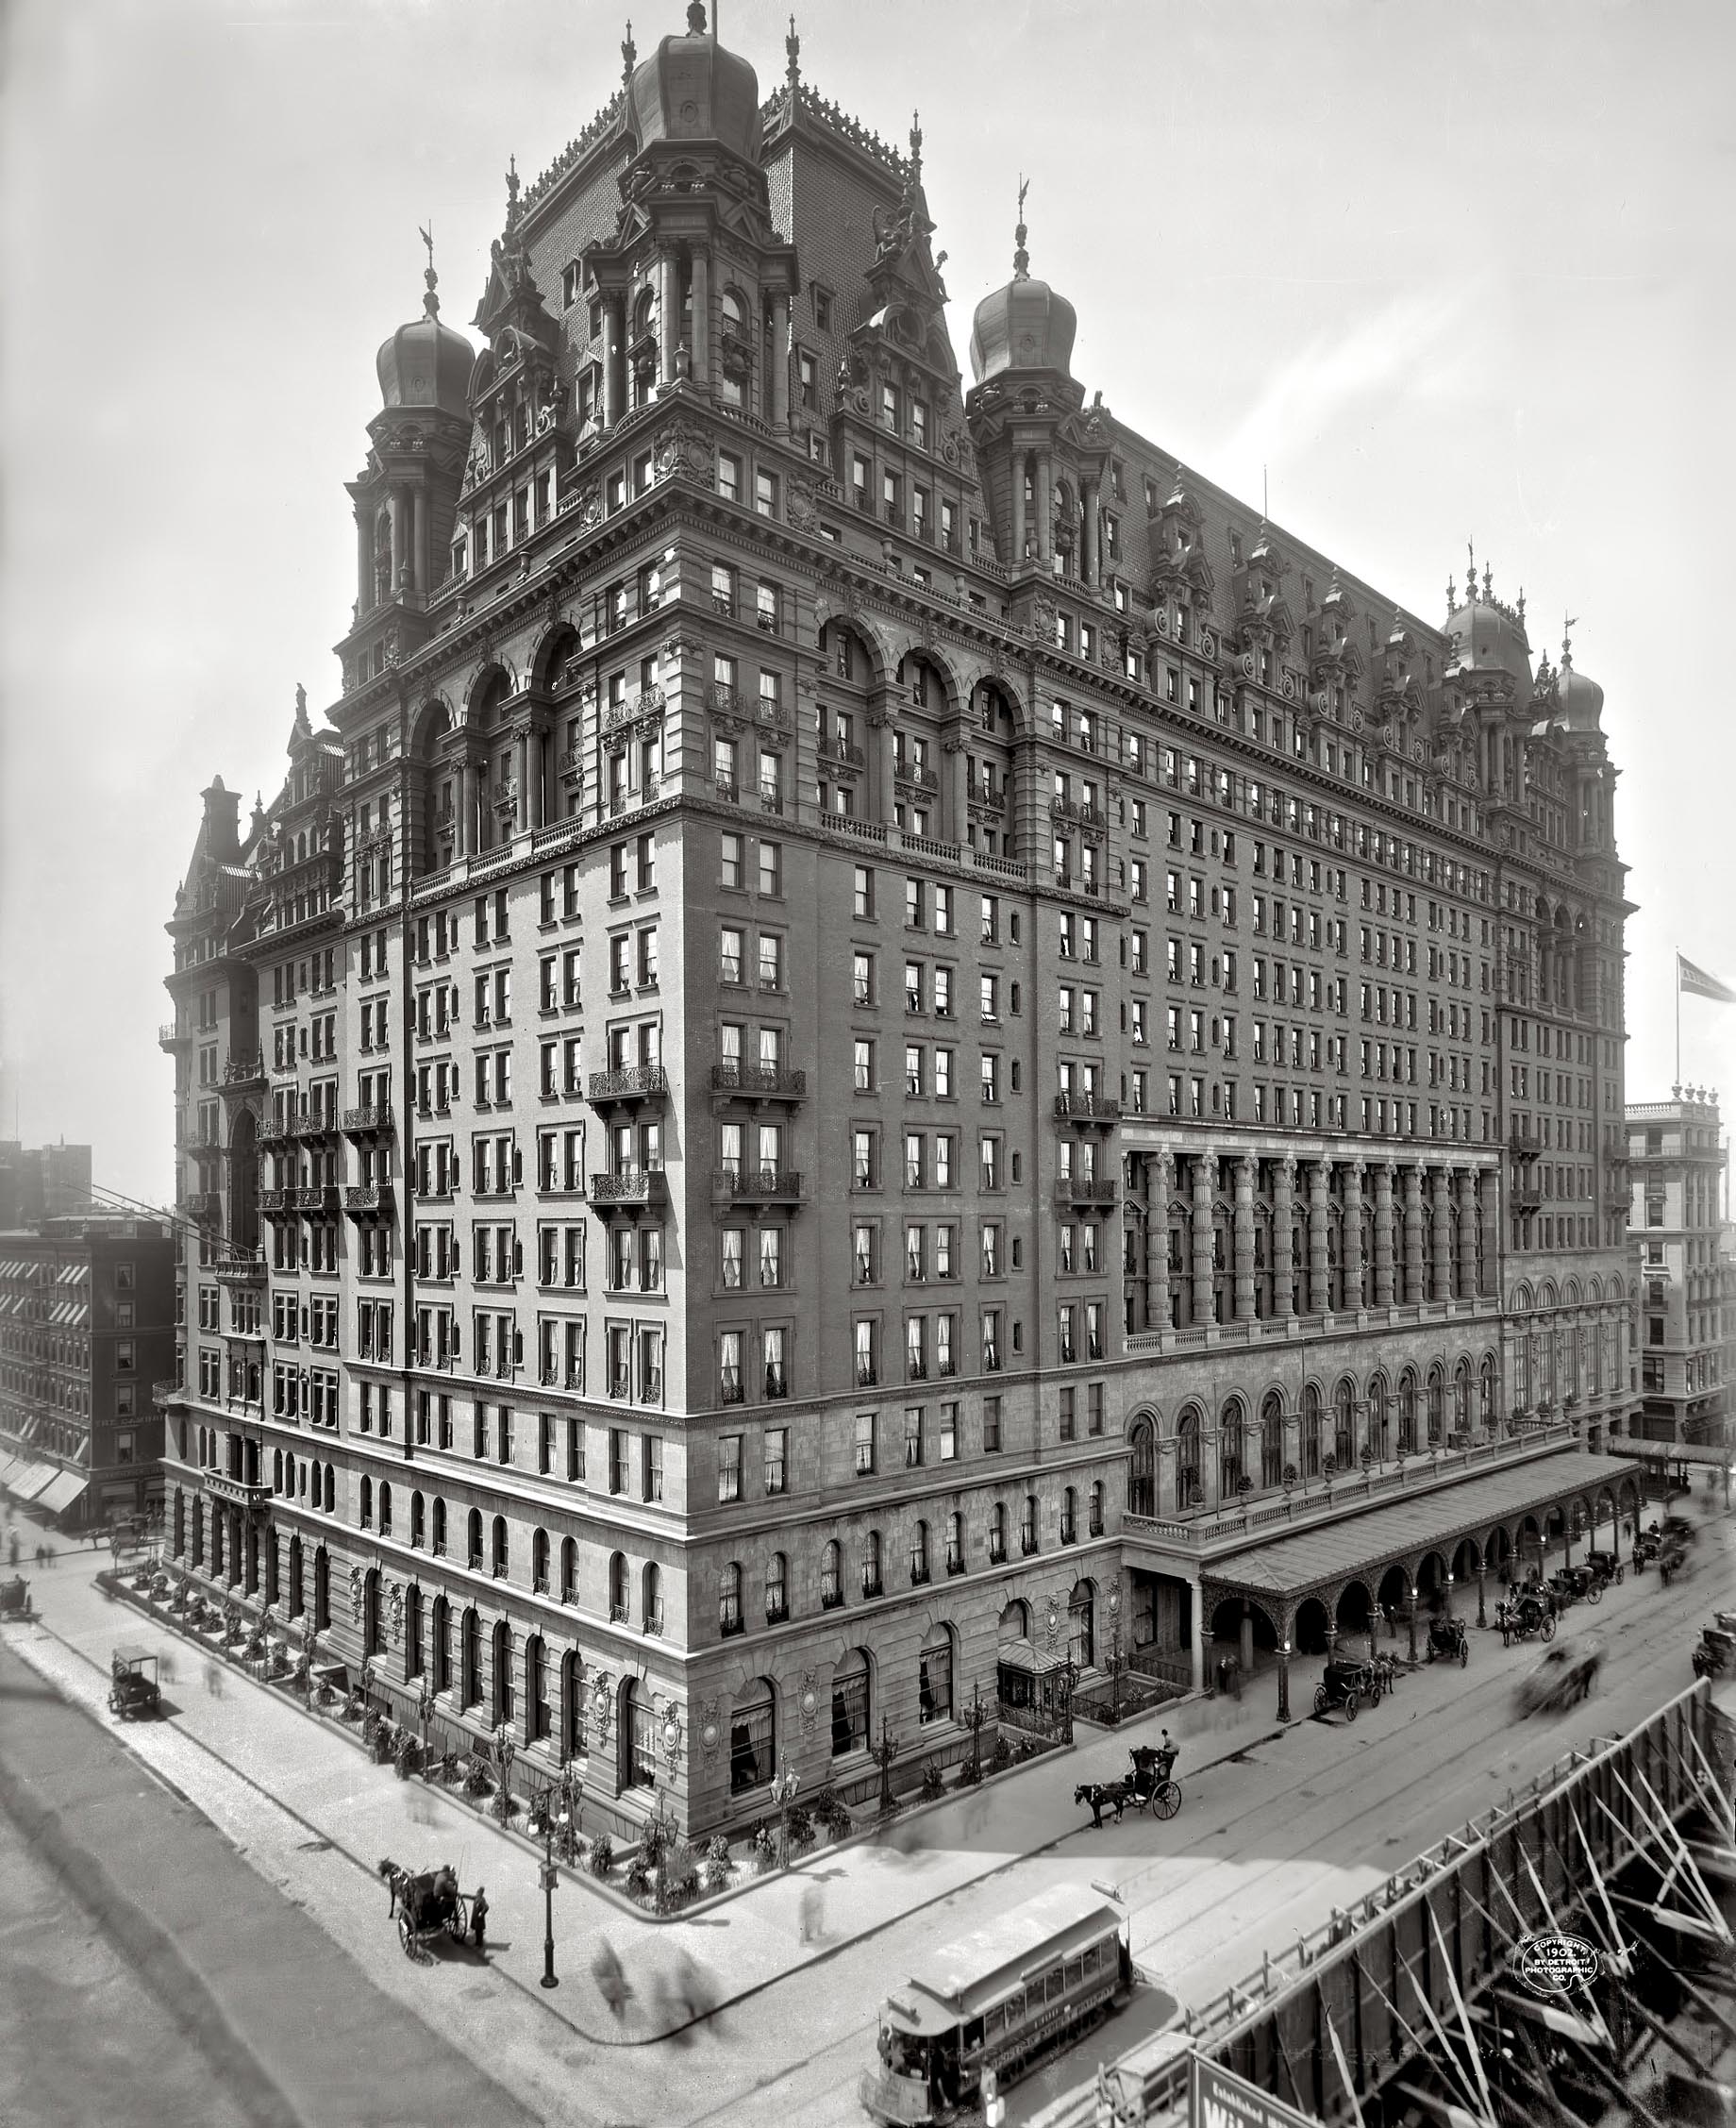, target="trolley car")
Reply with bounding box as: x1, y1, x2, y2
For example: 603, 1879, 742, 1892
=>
860, 1885, 1134, 2124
